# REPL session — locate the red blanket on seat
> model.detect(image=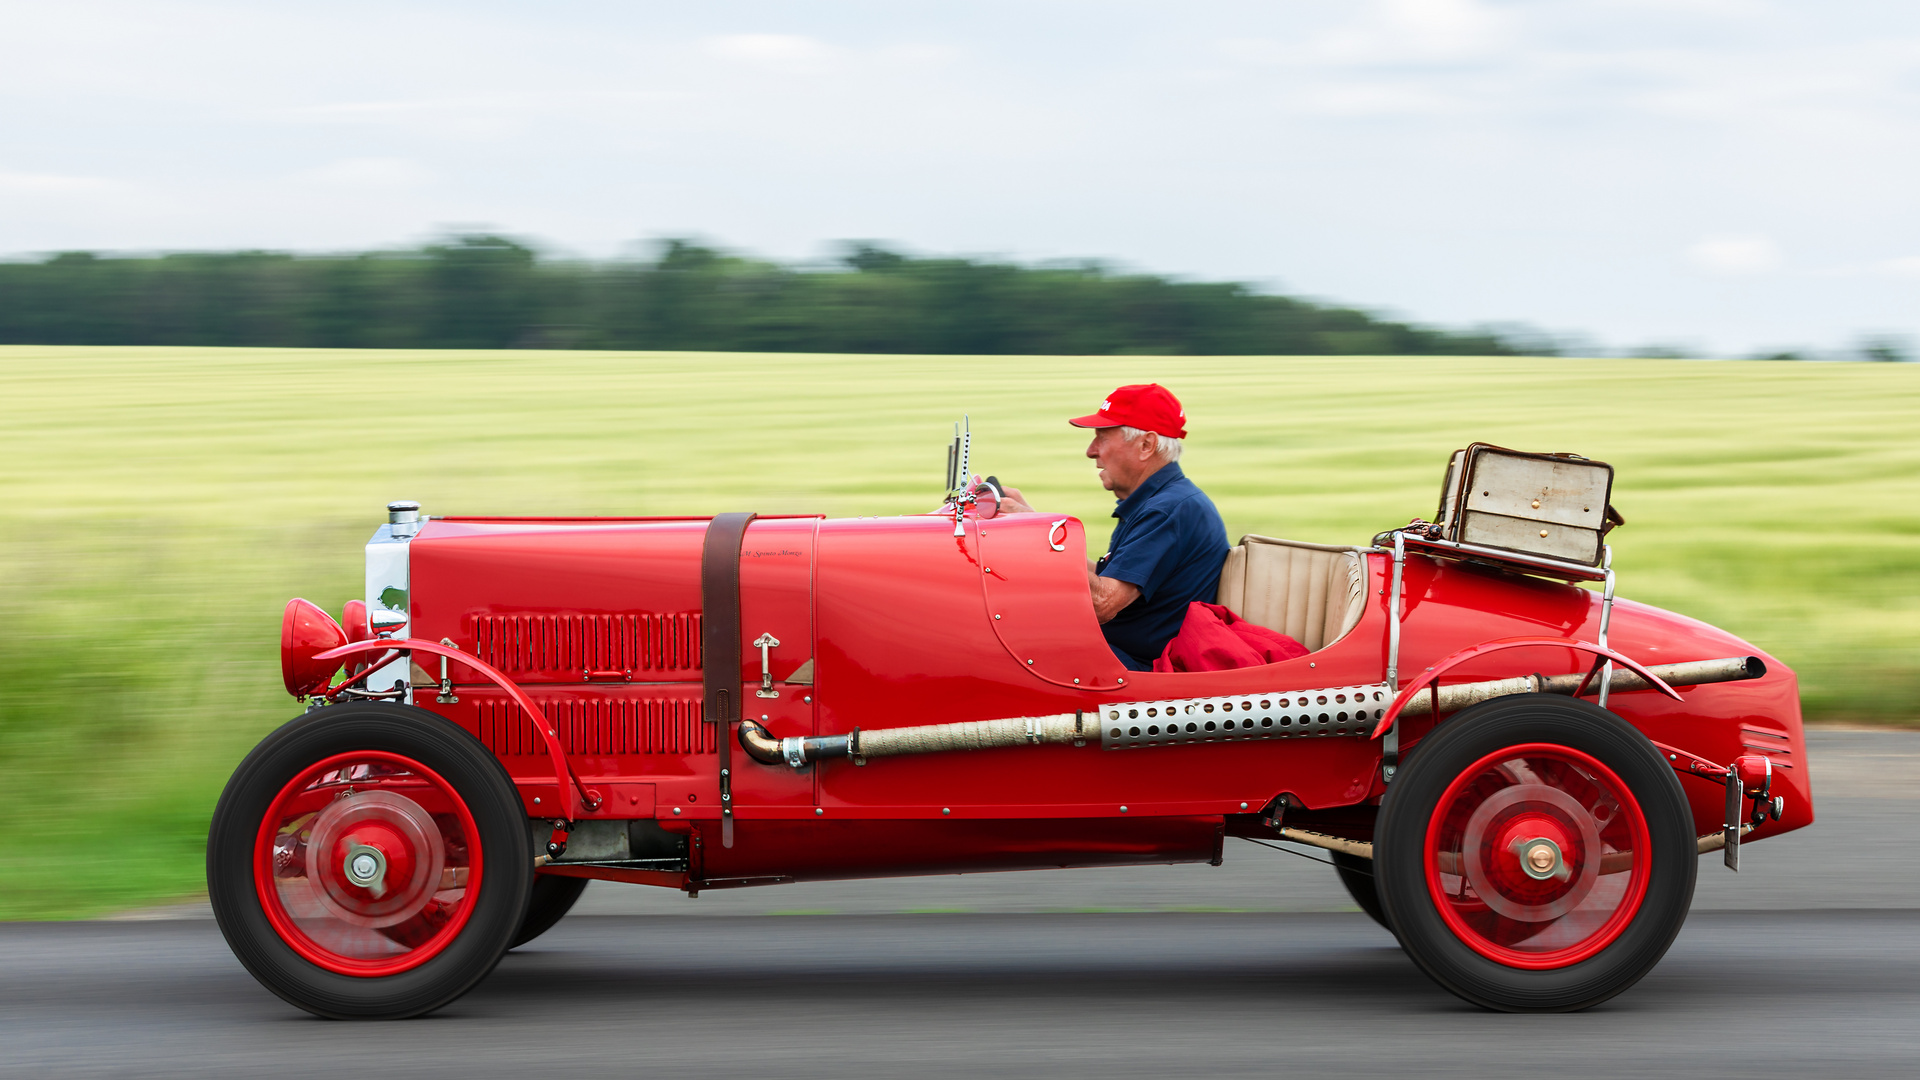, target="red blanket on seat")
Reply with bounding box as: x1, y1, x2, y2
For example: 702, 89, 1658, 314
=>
1152, 601, 1310, 673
